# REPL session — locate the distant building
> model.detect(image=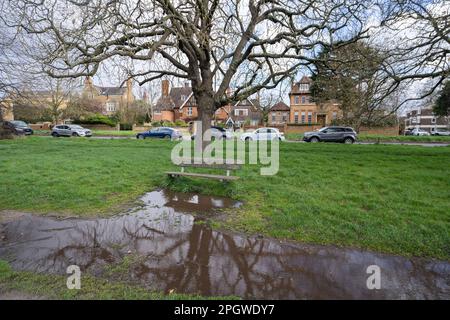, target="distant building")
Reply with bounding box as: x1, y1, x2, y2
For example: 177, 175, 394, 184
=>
153, 80, 198, 122
289, 76, 340, 126
83, 77, 134, 115
268, 101, 290, 125
214, 98, 263, 128
0, 99, 14, 121
404, 105, 449, 133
